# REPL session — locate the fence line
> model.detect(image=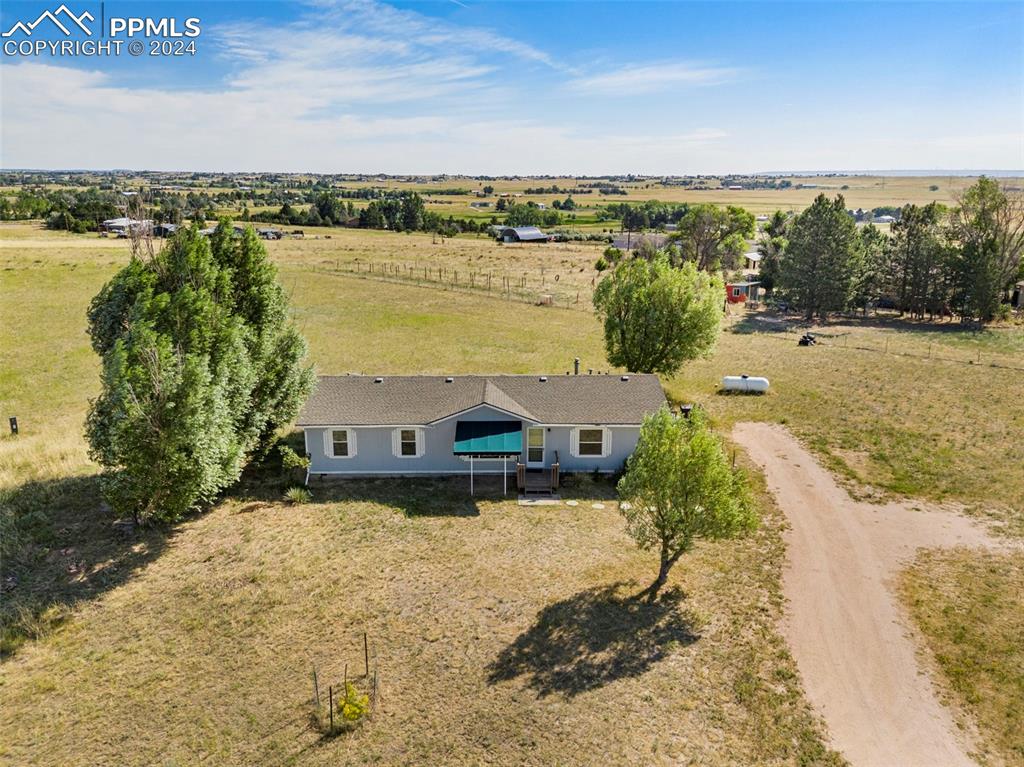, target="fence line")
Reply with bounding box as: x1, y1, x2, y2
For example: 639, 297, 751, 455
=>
311, 258, 593, 312
301, 261, 1023, 371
